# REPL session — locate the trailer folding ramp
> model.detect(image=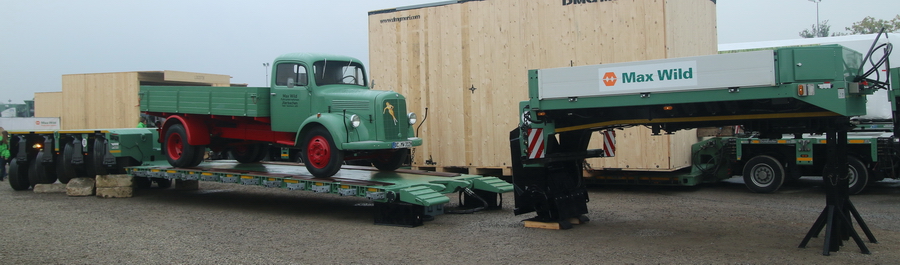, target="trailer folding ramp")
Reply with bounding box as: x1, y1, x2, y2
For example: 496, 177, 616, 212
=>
126, 161, 513, 227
